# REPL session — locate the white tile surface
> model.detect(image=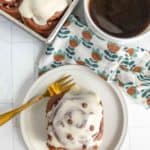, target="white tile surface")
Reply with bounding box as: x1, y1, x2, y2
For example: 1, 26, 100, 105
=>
0, 104, 13, 150
121, 130, 131, 150
0, 41, 12, 102
0, 19, 11, 42
129, 104, 150, 127
0, 14, 9, 21
11, 41, 43, 101
130, 127, 150, 150
12, 24, 39, 43
13, 125, 27, 150
0, 6, 150, 150
12, 43, 36, 104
